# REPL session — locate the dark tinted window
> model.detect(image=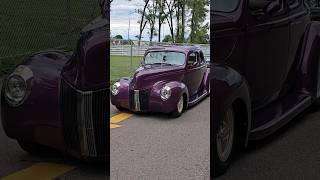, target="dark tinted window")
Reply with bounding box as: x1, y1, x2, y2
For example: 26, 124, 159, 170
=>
214, 0, 239, 12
